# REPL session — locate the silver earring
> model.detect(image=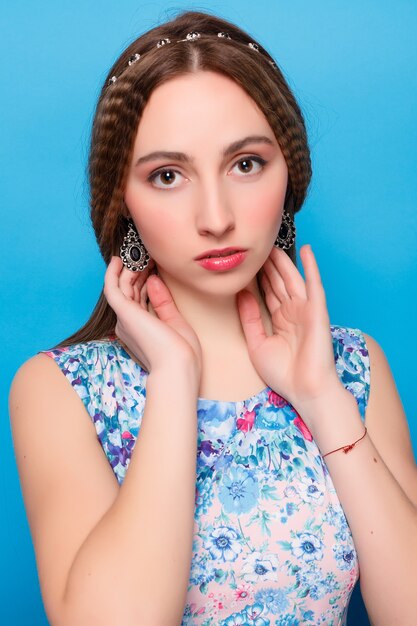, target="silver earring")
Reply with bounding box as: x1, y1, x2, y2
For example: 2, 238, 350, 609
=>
120, 219, 151, 271
274, 209, 296, 250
